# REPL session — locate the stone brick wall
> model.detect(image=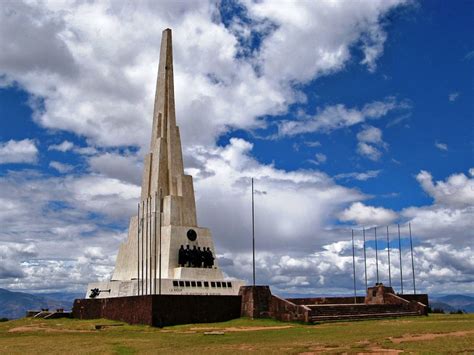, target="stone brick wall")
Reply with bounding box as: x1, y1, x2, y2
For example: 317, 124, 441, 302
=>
239, 286, 272, 318
398, 293, 429, 306
374, 291, 427, 315
270, 294, 310, 322
73, 295, 241, 326
365, 284, 396, 304
239, 286, 310, 322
